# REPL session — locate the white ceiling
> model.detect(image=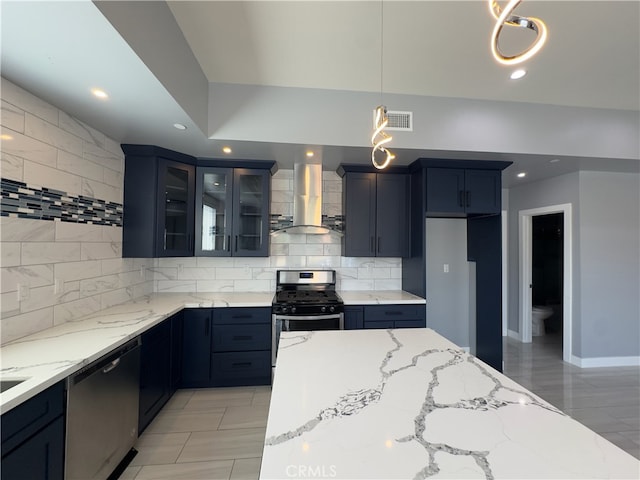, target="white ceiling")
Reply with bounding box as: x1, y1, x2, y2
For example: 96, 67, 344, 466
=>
1, 0, 639, 187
